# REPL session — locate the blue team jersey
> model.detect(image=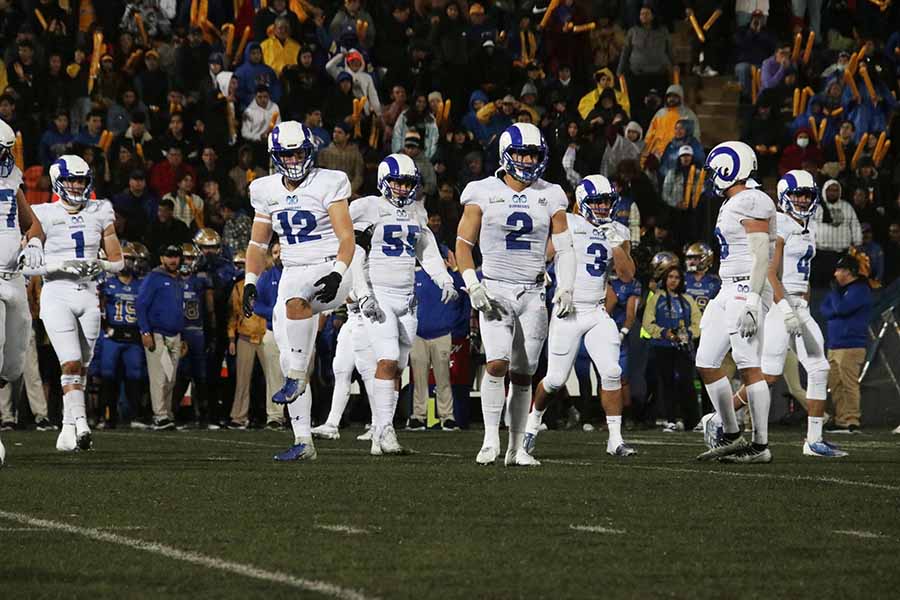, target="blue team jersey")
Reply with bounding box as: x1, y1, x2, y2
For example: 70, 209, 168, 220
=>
610, 278, 642, 329
683, 273, 721, 314
183, 273, 210, 331
100, 275, 142, 328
